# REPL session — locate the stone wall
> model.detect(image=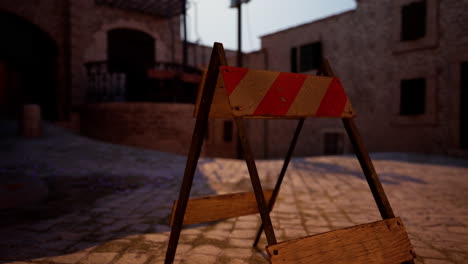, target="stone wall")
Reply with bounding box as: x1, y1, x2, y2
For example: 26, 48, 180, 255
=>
80, 103, 195, 155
